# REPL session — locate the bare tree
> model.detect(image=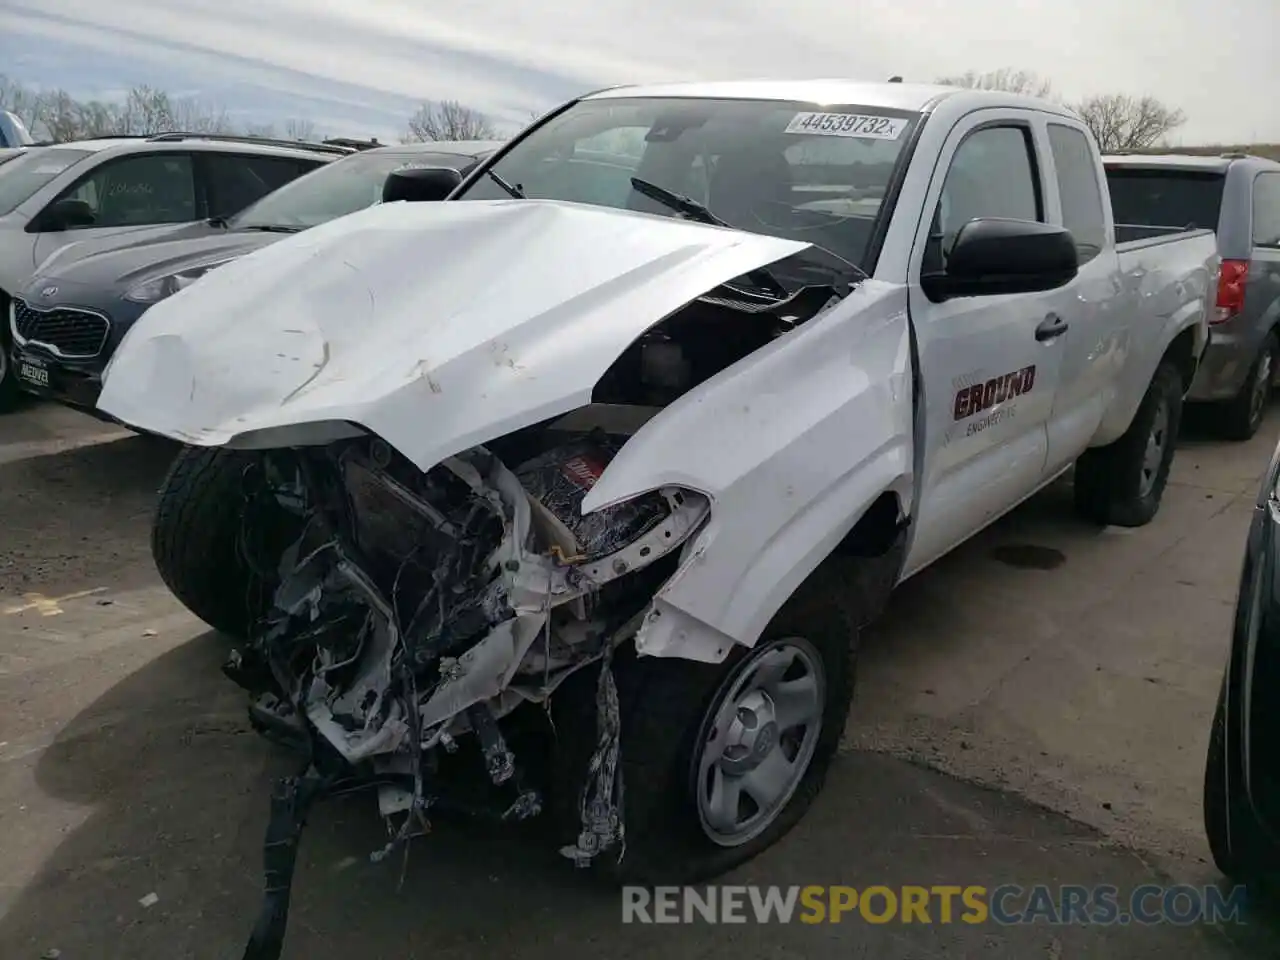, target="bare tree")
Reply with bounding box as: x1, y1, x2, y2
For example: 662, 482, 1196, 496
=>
1071, 93, 1187, 152
936, 67, 1055, 100
404, 99, 495, 142
242, 121, 278, 138
283, 117, 317, 141
0, 75, 47, 135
